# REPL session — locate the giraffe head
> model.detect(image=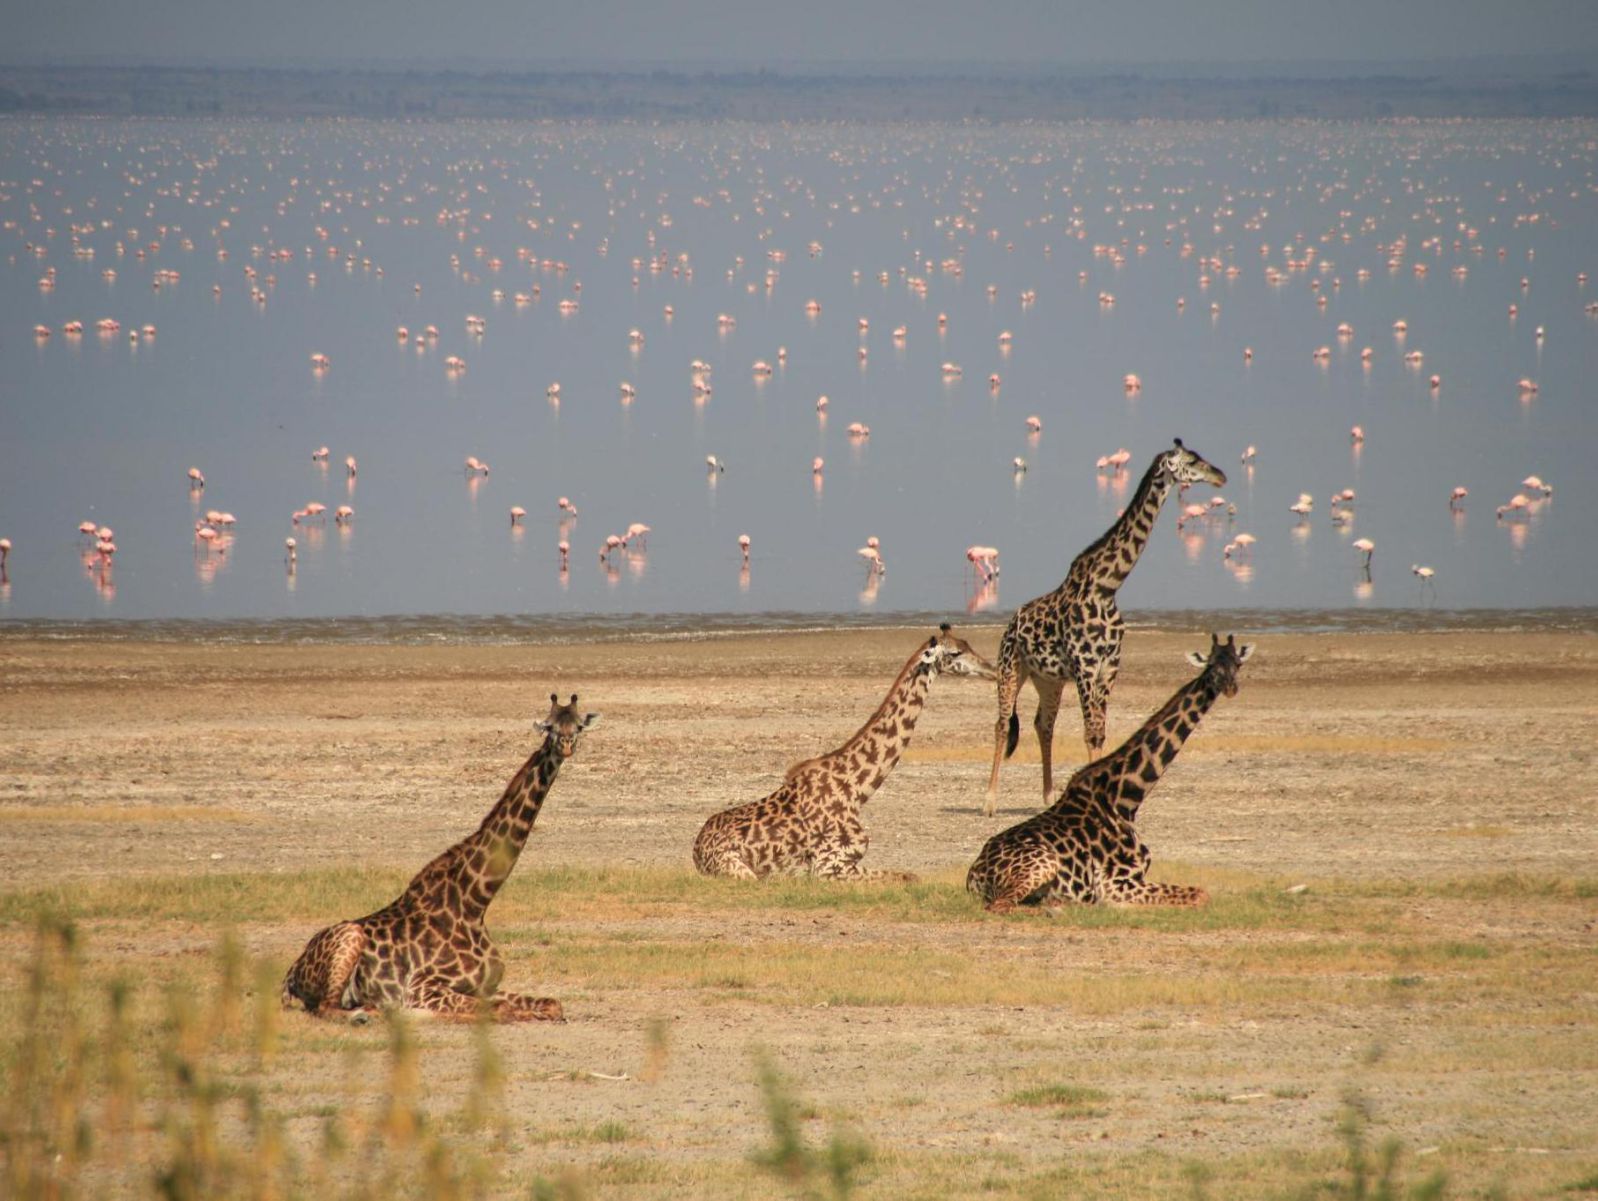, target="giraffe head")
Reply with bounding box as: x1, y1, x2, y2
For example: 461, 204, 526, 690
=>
919, 624, 998, 680
538, 693, 600, 758
1160, 438, 1227, 489
1185, 634, 1255, 697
